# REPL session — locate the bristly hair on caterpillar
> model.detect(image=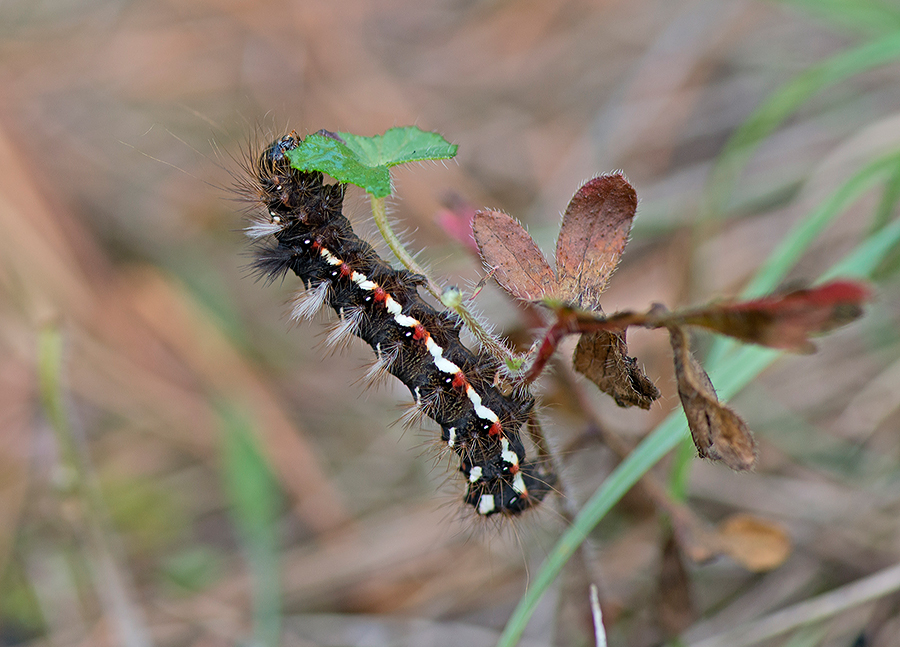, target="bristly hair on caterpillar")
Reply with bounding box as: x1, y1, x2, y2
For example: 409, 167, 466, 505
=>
357, 341, 402, 390
290, 280, 331, 321
243, 131, 555, 517
324, 306, 365, 350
